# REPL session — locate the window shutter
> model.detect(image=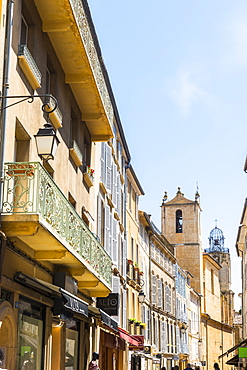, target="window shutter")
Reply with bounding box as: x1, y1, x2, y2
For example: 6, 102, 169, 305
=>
109, 211, 113, 258
165, 285, 169, 311
97, 195, 102, 242
155, 318, 158, 346
117, 175, 121, 214
112, 276, 120, 324
147, 308, 151, 341
176, 325, 180, 354
104, 205, 110, 254
112, 218, 118, 265
161, 321, 165, 352
100, 142, 106, 185
122, 288, 127, 330
152, 275, 157, 305
158, 279, 162, 307
112, 163, 117, 206
122, 289, 127, 330
106, 144, 112, 192
122, 239, 127, 278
